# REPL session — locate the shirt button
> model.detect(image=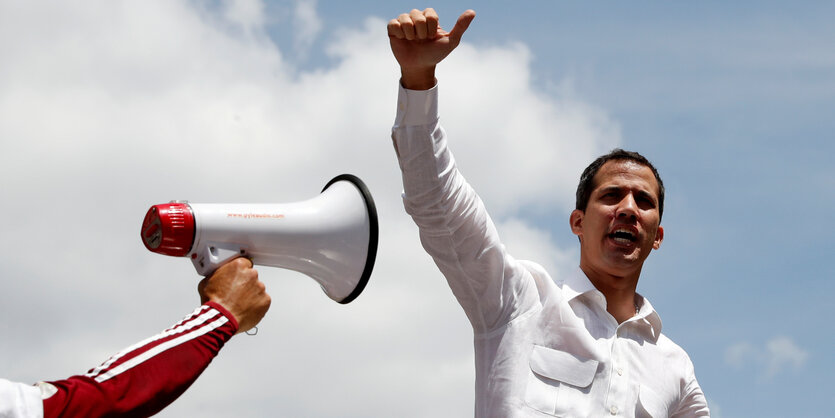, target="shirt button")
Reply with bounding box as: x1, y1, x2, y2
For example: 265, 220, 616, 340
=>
616, 367, 623, 376
610, 406, 619, 415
